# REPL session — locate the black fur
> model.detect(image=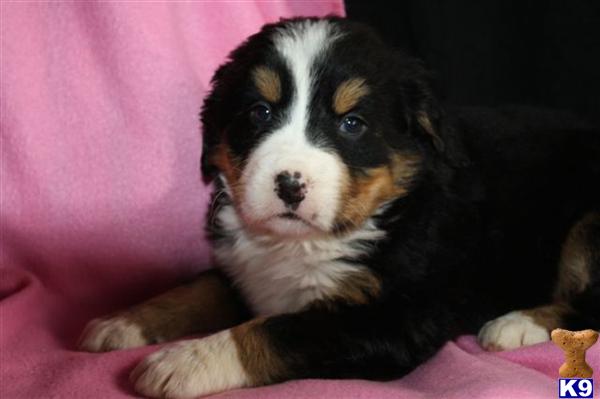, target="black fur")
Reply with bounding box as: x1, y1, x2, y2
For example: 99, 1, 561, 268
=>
202, 17, 600, 383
